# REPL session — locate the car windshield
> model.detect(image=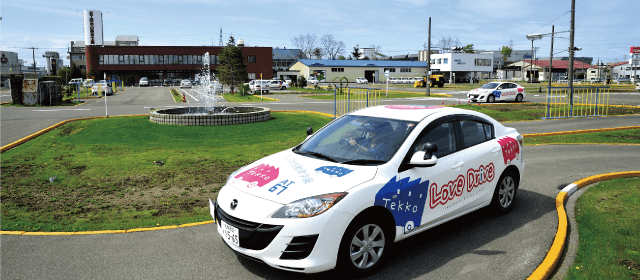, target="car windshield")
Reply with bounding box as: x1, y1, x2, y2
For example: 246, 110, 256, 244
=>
140, 78, 147, 81
294, 115, 417, 165
481, 83, 500, 89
